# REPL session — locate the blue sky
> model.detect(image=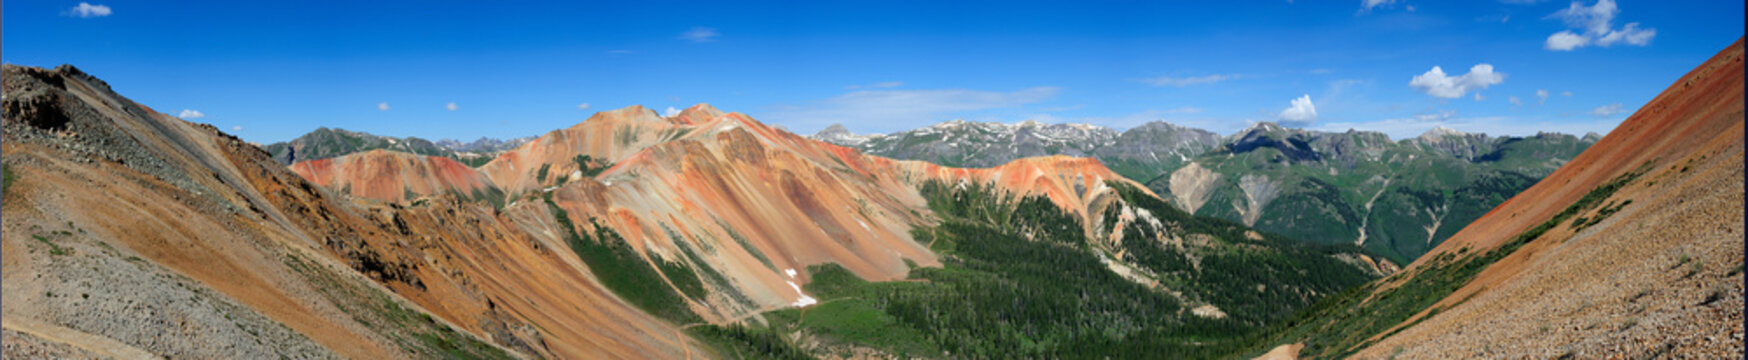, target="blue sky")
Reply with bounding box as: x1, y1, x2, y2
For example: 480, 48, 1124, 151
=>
4, 1, 1741, 143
